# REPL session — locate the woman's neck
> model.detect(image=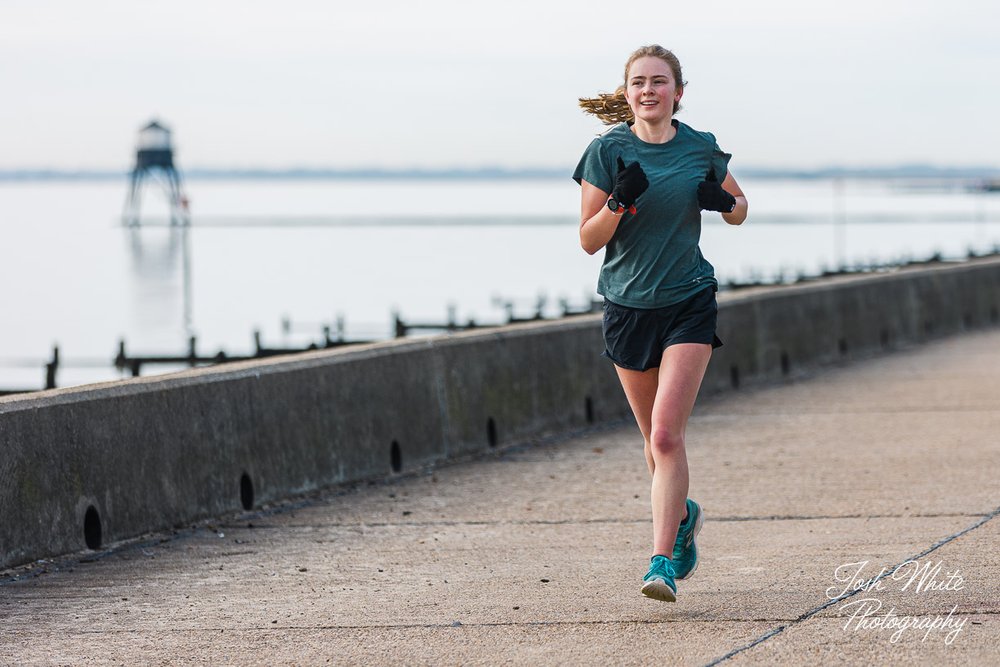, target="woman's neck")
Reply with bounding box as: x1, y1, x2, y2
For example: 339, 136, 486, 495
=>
631, 118, 677, 144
